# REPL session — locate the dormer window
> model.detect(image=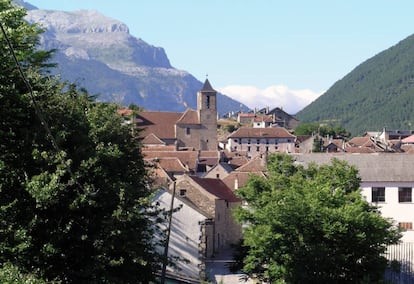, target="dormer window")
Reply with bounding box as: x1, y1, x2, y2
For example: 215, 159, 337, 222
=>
179, 189, 187, 197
